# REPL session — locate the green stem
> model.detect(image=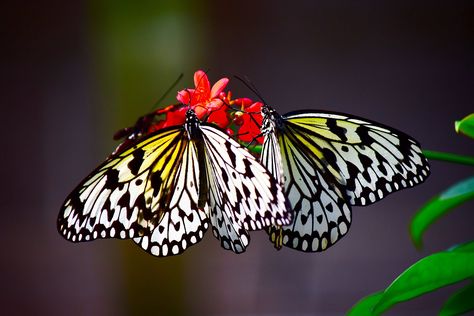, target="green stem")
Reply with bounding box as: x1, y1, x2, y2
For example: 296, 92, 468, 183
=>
423, 150, 474, 166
